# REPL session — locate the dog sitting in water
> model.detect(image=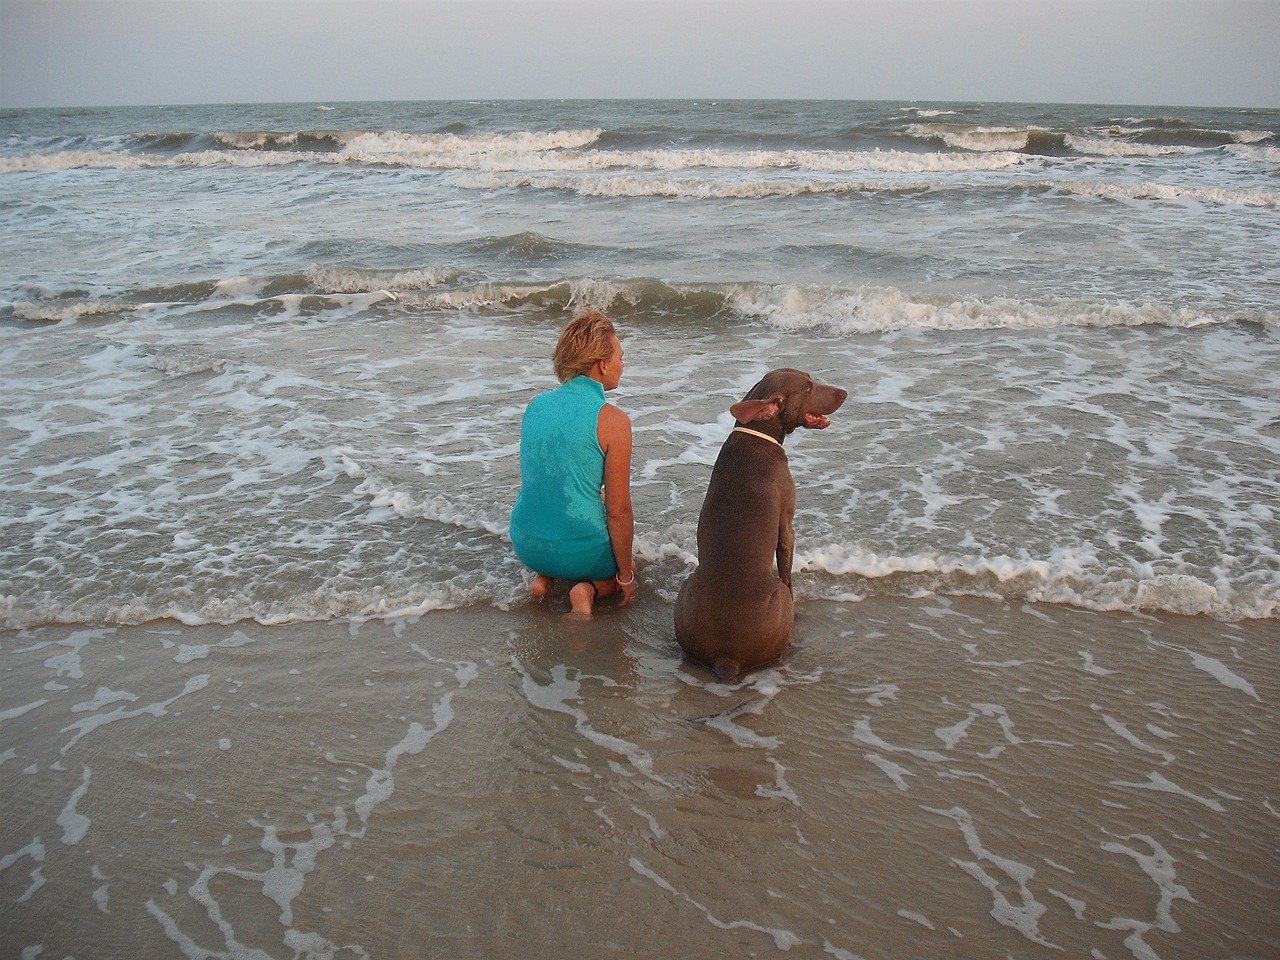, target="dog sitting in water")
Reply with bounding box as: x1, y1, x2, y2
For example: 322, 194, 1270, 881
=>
675, 369, 847, 682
